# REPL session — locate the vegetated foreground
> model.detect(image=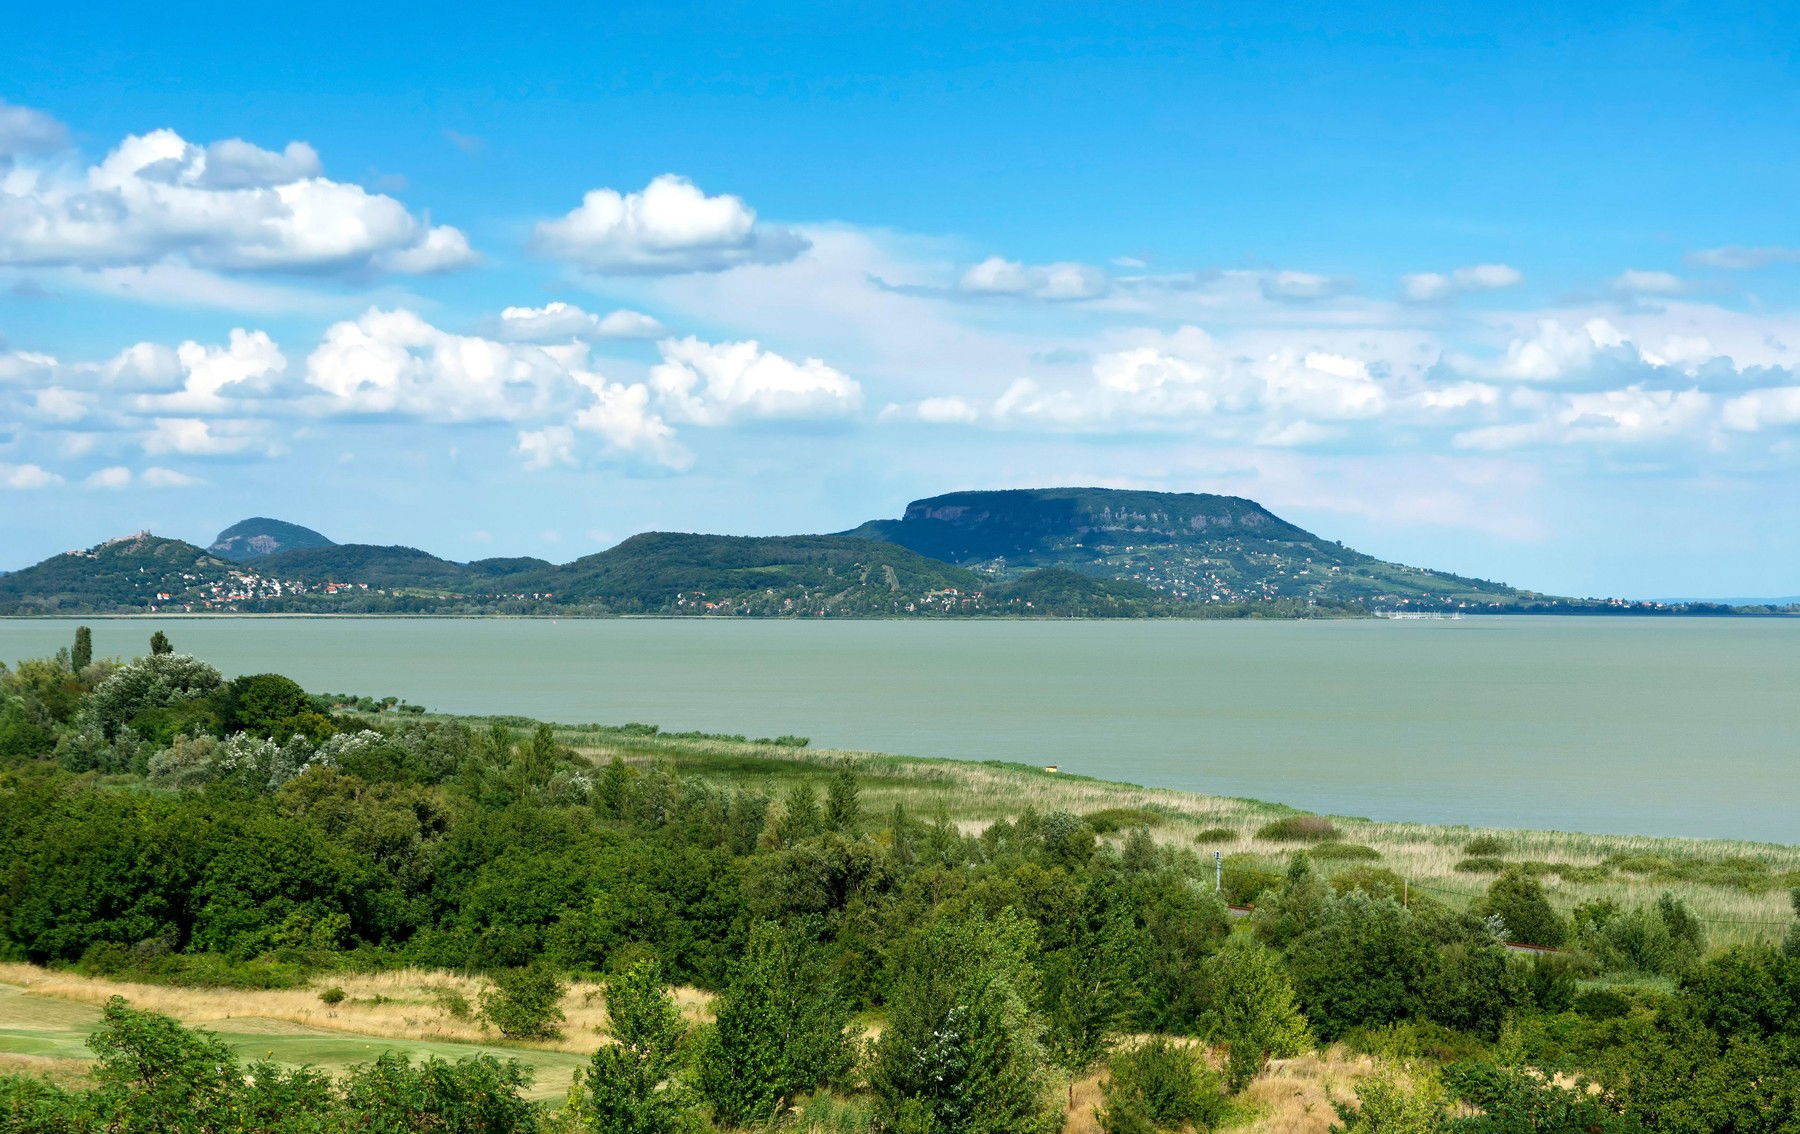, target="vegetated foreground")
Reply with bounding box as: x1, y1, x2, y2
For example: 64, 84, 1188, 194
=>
1, 629, 1797, 1132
